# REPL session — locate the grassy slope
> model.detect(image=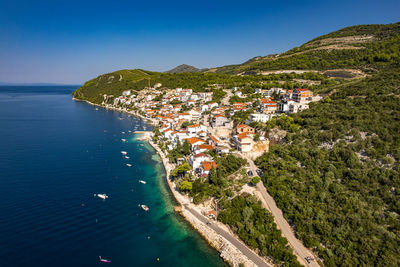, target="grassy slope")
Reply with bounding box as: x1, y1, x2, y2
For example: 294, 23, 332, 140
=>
212, 22, 400, 74
72, 69, 151, 103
